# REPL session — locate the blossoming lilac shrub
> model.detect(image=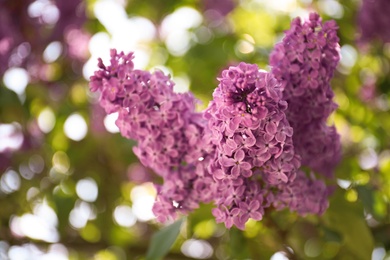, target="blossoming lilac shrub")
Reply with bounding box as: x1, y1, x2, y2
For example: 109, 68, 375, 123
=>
89, 50, 217, 222
90, 13, 341, 230
269, 13, 341, 178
